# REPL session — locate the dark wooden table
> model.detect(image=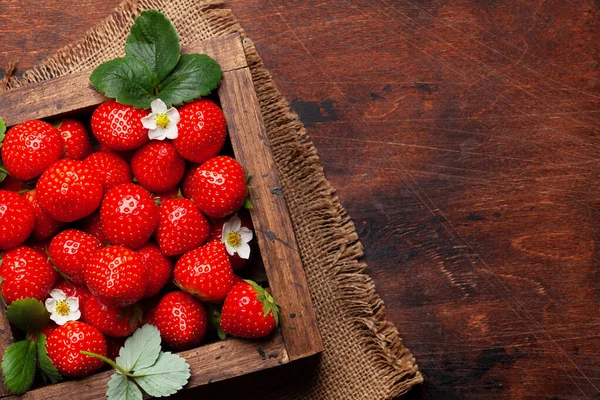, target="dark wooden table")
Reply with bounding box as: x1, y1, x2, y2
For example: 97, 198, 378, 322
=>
1, 1, 599, 398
